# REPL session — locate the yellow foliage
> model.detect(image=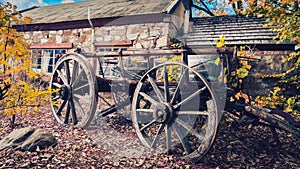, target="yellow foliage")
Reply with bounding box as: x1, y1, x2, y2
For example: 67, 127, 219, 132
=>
255, 87, 299, 118
0, 2, 50, 119
214, 35, 226, 48
235, 91, 251, 103
23, 17, 32, 23
215, 57, 221, 66
160, 55, 183, 82
281, 0, 292, 4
